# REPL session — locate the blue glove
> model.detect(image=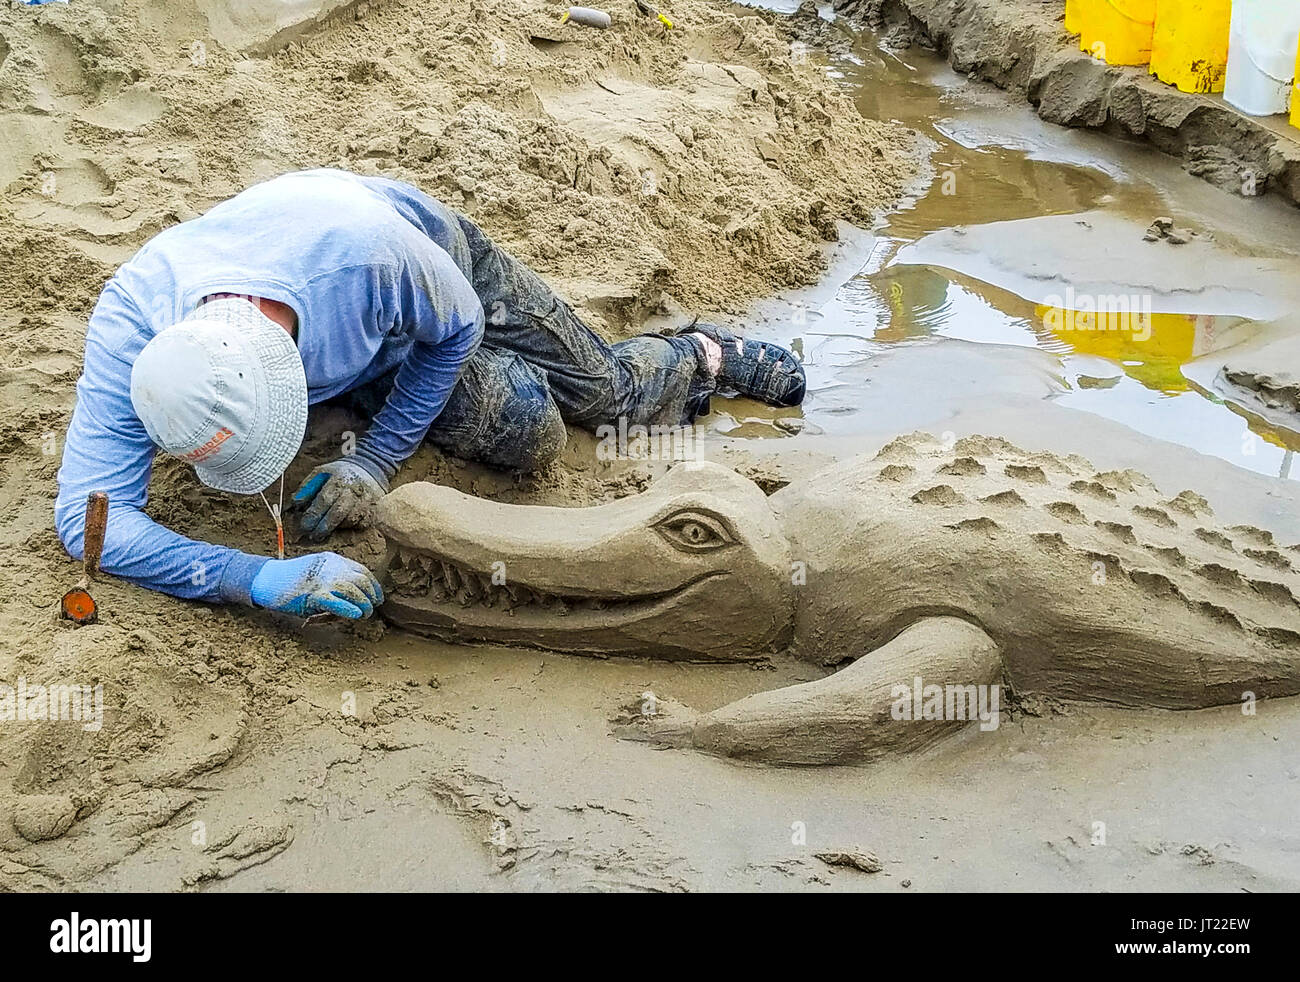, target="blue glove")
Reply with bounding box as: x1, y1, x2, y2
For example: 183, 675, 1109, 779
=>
293, 456, 390, 540
251, 552, 384, 619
